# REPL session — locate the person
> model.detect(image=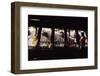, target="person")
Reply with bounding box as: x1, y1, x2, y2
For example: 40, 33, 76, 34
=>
28, 26, 38, 48
32, 34, 38, 47
40, 32, 51, 48
80, 32, 86, 49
